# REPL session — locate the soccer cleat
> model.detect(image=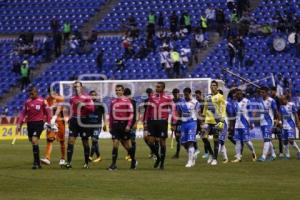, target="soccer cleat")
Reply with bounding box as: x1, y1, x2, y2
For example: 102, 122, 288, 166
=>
154, 157, 161, 168
185, 161, 194, 168
148, 153, 154, 159
65, 163, 72, 169
59, 159, 65, 166
107, 164, 117, 171
159, 163, 165, 170
40, 158, 51, 165
231, 158, 242, 163
222, 159, 229, 164
257, 157, 266, 162
83, 163, 89, 169
125, 155, 132, 162
284, 156, 291, 160
171, 154, 179, 159
252, 153, 257, 162
210, 159, 218, 166
202, 153, 209, 159
207, 155, 213, 164
268, 156, 276, 161
32, 164, 42, 170
130, 160, 138, 170
279, 153, 284, 158
194, 150, 200, 159
92, 156, 102, 163
89, 156, 93, 162
297, 152, 300, 160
